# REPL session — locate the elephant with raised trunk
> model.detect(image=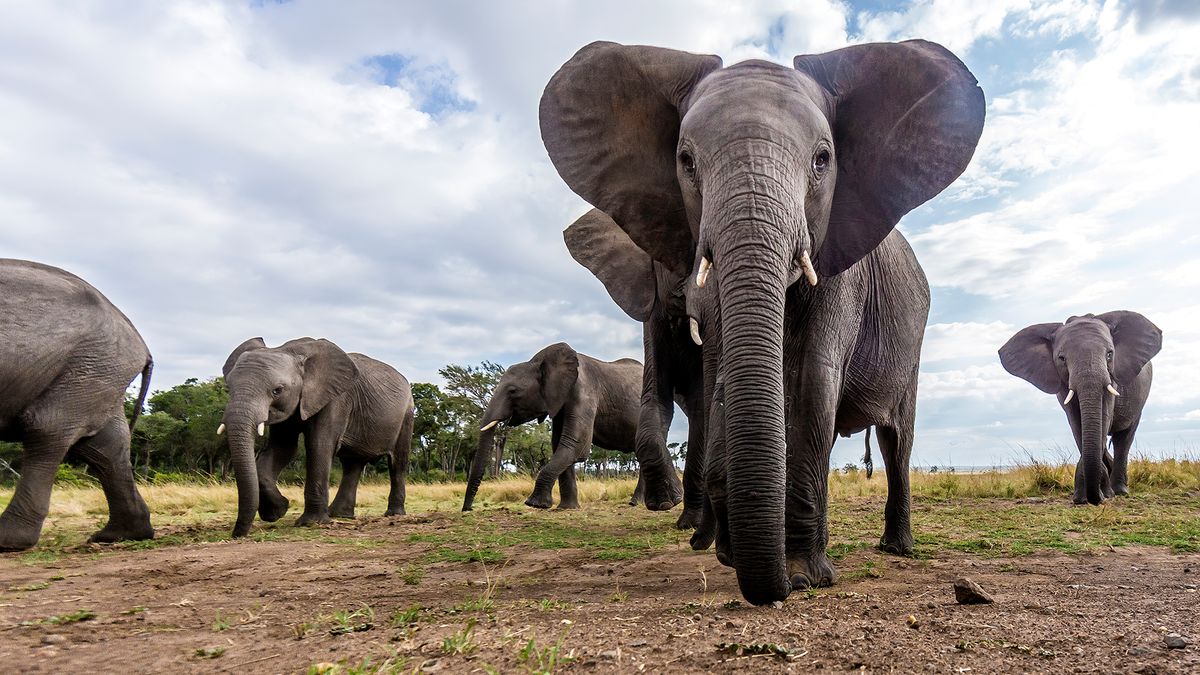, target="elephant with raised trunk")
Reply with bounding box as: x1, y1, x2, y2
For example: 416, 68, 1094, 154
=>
462, 343, 644, 511
220, 337, 414, 538
999, 311, 1162, 504
541, 40, 984, 604
0, 259, 154, 550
